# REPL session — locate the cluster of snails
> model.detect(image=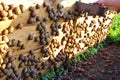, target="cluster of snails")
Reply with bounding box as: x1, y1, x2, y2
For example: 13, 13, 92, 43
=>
0, 1, 117, 79
0, 2, 25, 21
